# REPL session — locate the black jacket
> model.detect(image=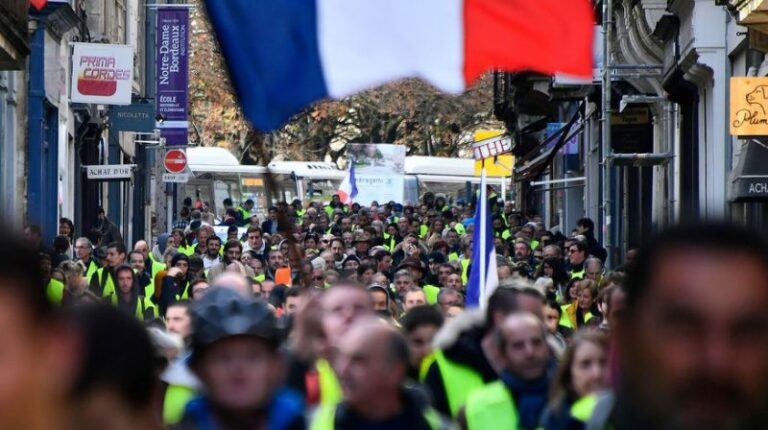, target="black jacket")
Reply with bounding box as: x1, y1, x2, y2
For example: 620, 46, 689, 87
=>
326, 387, 451, 430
